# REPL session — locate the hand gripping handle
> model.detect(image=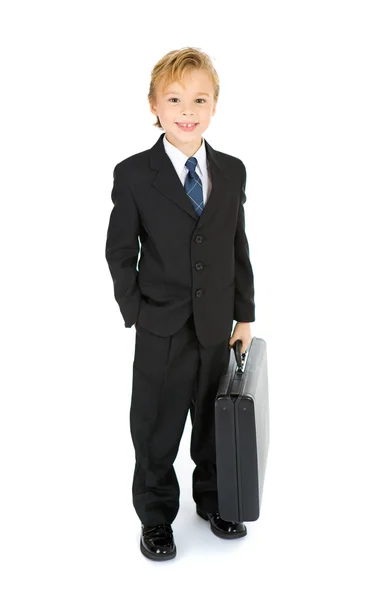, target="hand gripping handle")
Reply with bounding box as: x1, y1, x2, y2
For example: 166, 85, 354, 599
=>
231, 338, 247, 372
